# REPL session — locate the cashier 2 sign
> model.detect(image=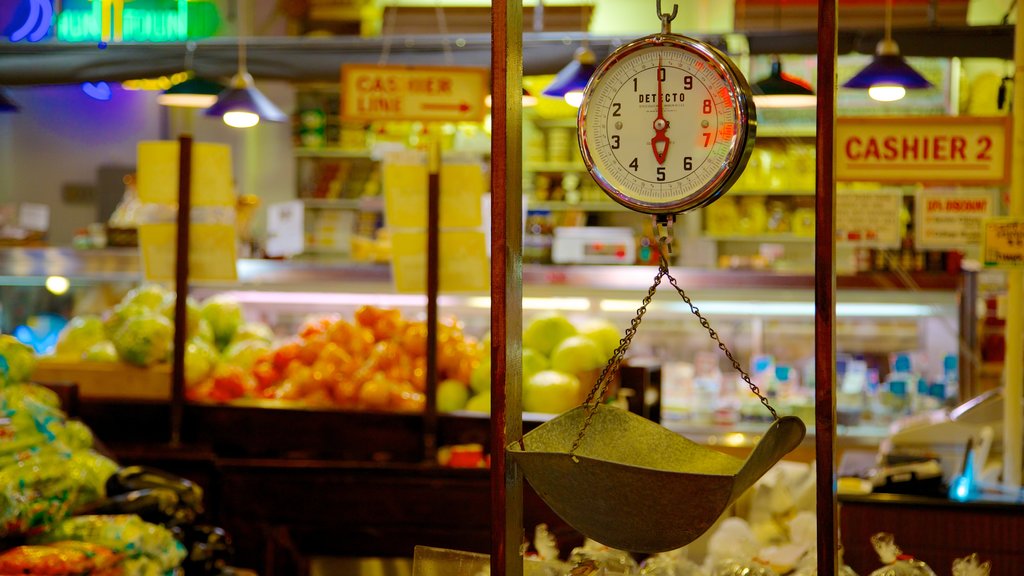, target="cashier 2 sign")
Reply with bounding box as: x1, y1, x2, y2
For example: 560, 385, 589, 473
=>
836, 116, 1010, 185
